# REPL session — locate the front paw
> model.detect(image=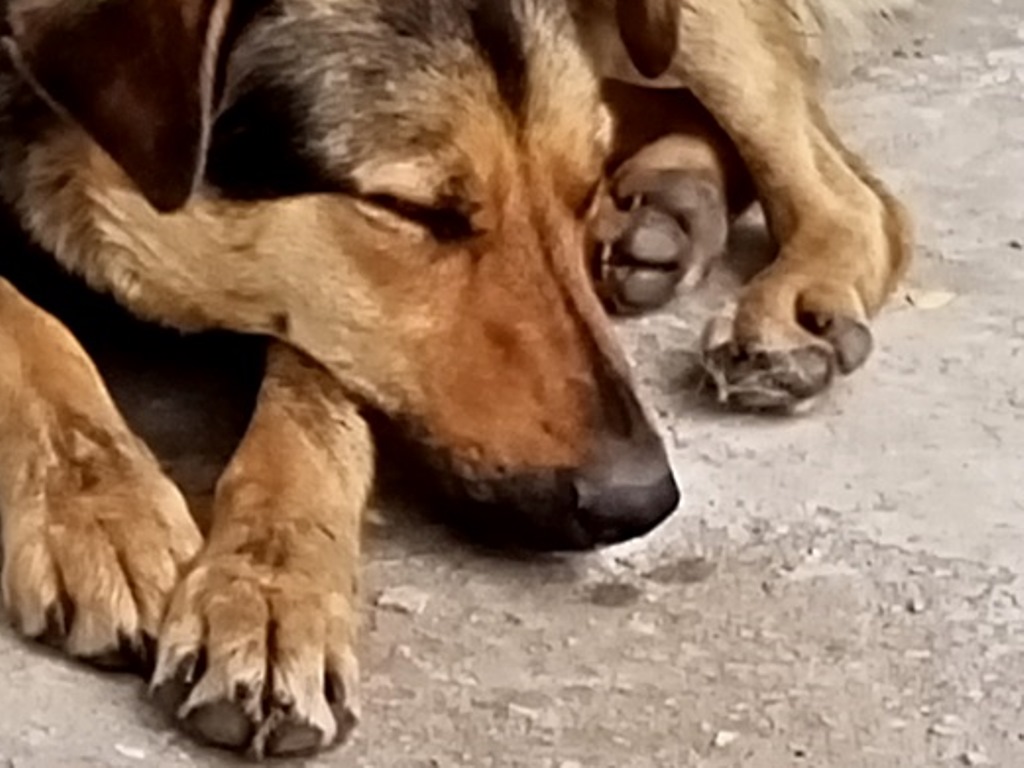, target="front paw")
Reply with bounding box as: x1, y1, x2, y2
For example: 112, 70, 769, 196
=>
152, 546, 359, 758
1, 452, 201, 669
